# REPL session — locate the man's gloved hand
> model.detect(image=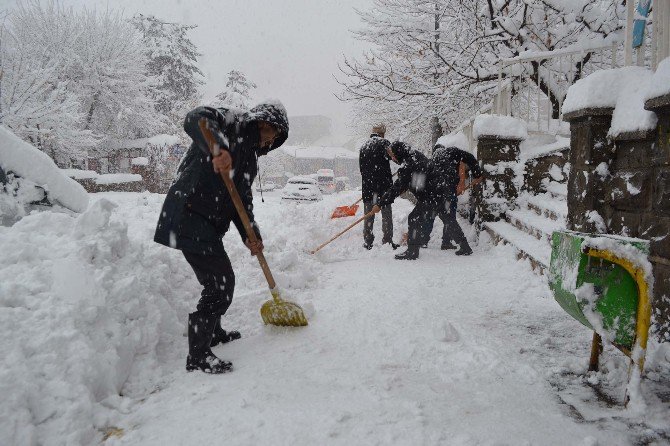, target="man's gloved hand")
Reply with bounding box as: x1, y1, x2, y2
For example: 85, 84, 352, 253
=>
371, 205, 381, 214
245, 238, 264, 256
